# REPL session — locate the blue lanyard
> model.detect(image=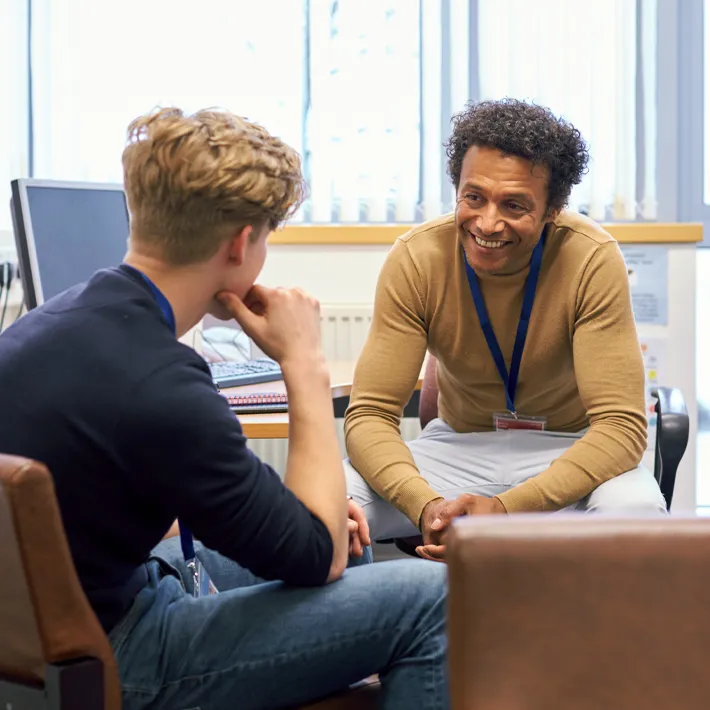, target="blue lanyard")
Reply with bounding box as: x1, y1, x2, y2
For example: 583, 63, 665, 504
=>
122, 264, 196, 563
463, 233, 546, 414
